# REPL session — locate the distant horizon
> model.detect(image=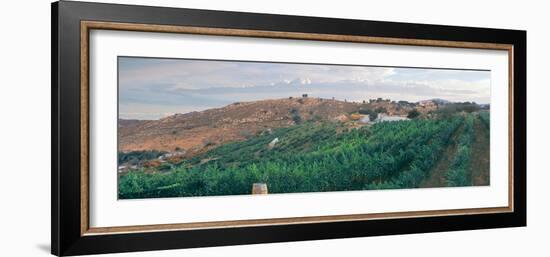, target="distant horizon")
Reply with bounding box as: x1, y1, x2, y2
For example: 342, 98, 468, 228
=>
118, 96, 488, 121
119, 57, 491, 120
